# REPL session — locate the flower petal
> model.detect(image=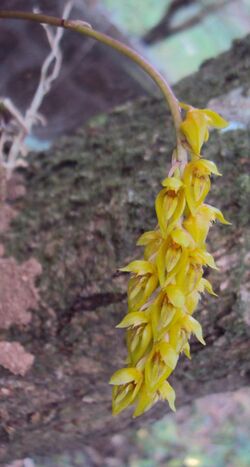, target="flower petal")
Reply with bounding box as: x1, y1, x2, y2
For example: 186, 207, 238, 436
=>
156, 242, 168, 287
171, 227, 193, 248
136, 230, 161, 246
159, 342, 179, 370
133, 385, 155, 417
165, 285, 185, 308
198, 278, 217, 296
199, 159, 222, 176
184, 315, 206, 345
161, 176, 183, 190
109, 367, 142, 385
155, 189, 167, 235
203, 109, 229, 128
116, 312, 148, 329
158, 380, 176, 412
120, 260, 155, 275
